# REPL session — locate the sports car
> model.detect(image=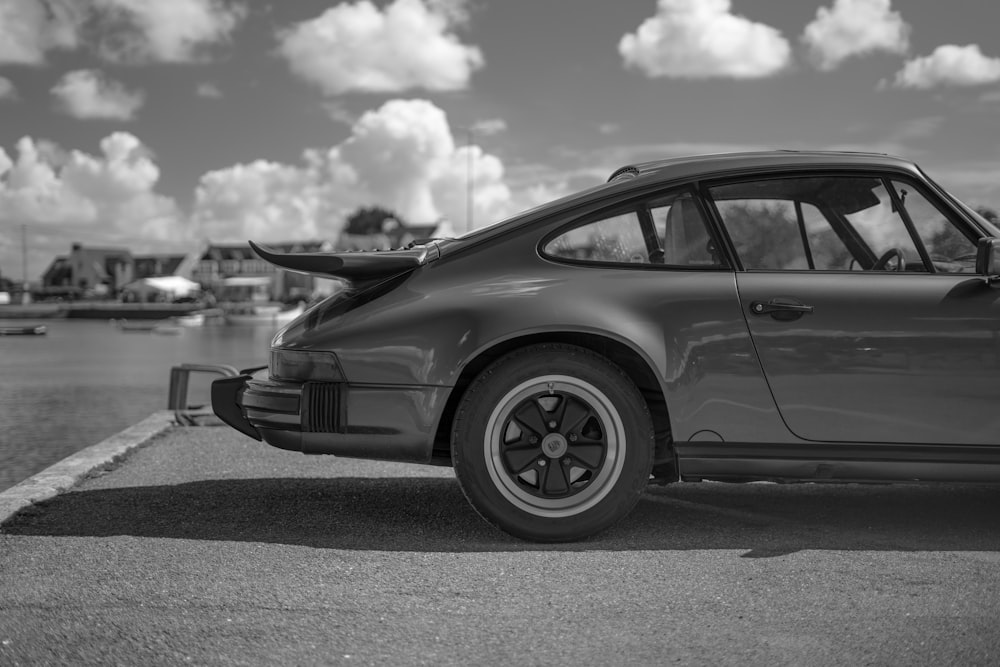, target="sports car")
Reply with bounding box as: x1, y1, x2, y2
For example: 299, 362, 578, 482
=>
212, 151, 1000, 542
